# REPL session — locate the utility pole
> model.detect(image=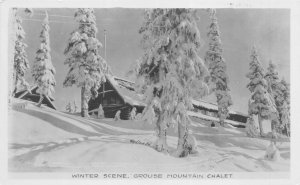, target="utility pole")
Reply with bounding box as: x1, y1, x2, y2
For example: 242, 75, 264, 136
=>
104, 29, 107, 60
103, 29, 107, 99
